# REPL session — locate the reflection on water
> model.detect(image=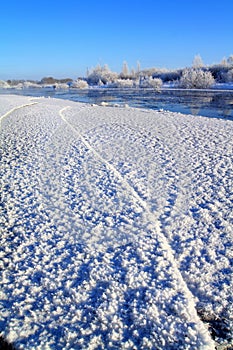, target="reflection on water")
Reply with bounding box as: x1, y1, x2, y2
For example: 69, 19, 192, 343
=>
1, 88, 233, 120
